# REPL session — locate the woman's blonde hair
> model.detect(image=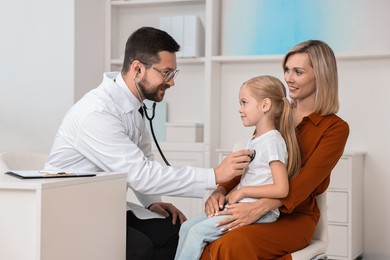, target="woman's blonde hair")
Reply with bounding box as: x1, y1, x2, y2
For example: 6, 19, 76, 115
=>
282, 40, 339, 115
243, 75, 301, 178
